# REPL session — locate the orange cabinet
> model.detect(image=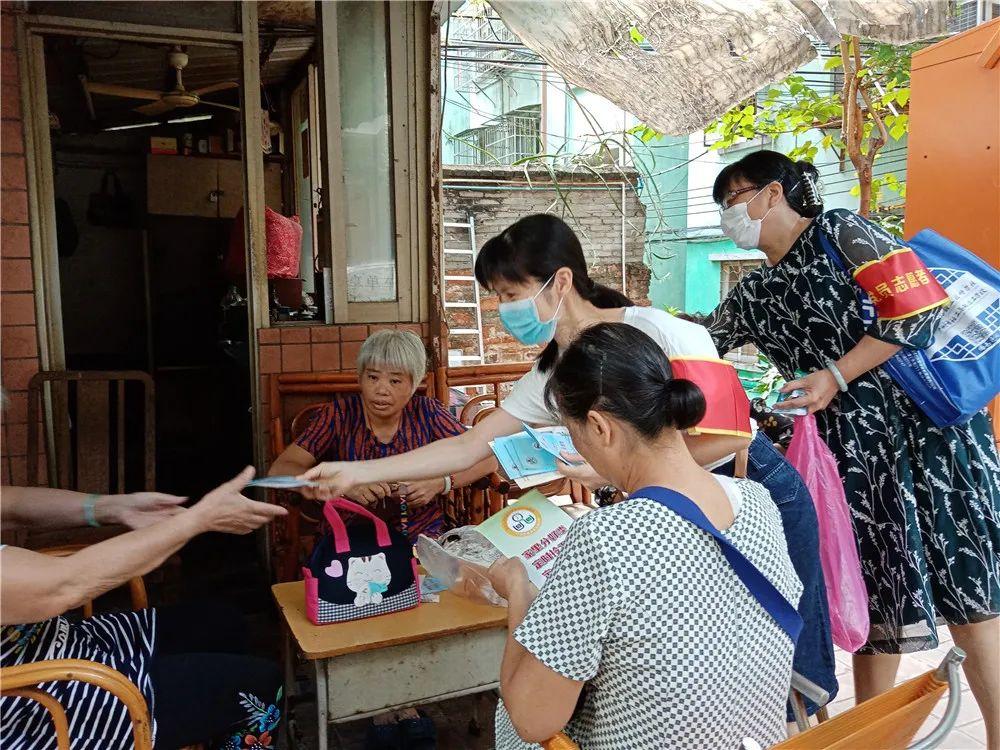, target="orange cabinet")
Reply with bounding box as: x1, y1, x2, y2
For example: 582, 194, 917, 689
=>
904, 18, 1000, 437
